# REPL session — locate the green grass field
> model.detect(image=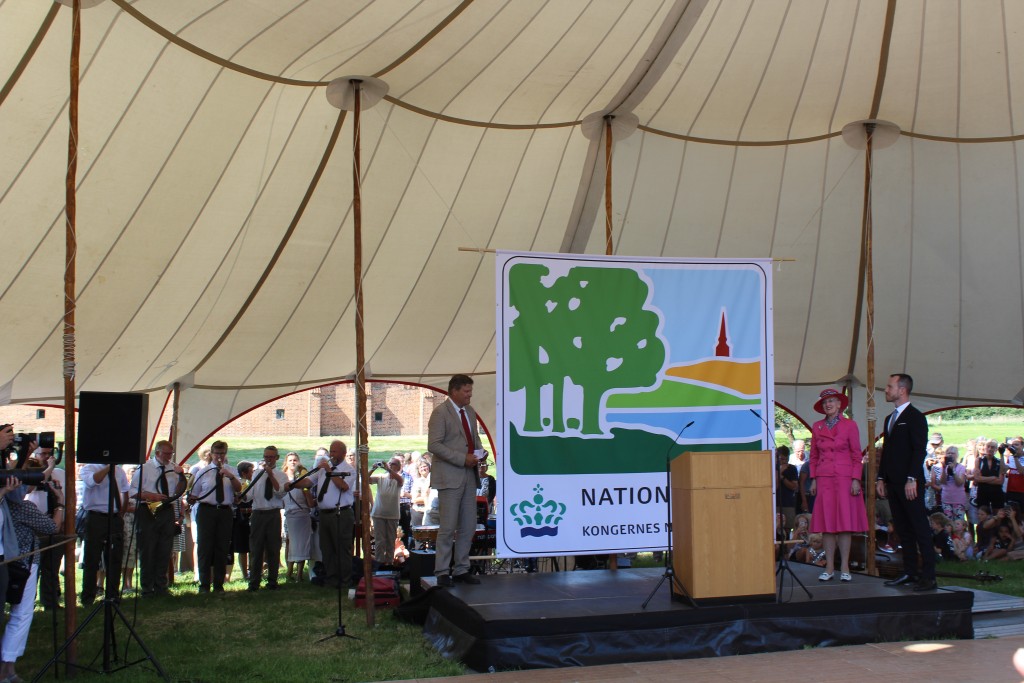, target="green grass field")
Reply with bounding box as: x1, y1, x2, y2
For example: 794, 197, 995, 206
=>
777, 419, 1024, 450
